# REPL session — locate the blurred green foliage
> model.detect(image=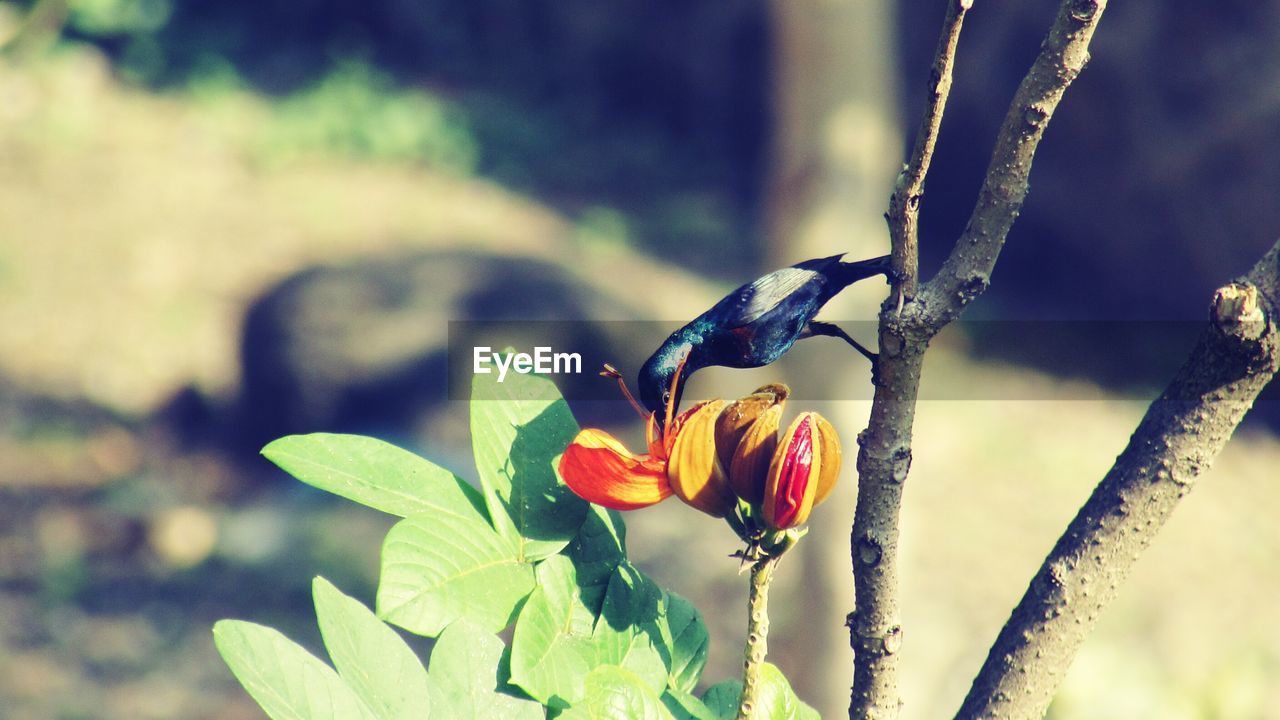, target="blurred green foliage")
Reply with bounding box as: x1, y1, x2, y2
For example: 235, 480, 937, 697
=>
67, 0, 170, 36
190, 60, 477, 172
7, 0, 768, 275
